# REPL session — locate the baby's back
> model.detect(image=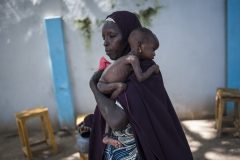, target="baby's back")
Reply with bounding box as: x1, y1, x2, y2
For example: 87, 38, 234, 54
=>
99, 55, 133, 83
